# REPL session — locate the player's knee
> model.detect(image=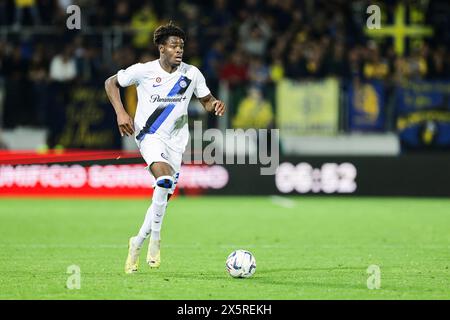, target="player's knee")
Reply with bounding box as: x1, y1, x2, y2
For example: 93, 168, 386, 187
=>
155, 175, 174, 189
